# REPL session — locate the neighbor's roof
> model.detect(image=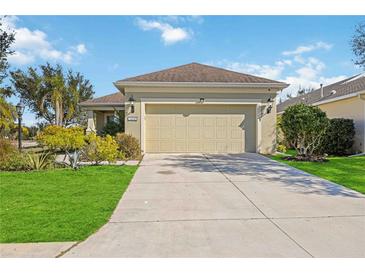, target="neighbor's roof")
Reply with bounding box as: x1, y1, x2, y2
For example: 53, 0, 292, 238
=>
116, 62, 288, 86
277, 73, 365, 113
79, 92, 124, 106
